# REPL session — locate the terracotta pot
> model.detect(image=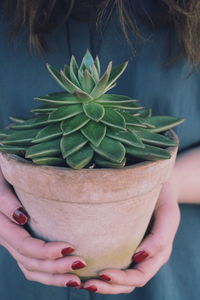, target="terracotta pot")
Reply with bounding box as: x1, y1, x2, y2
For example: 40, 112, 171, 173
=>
0, 130, 178, 278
